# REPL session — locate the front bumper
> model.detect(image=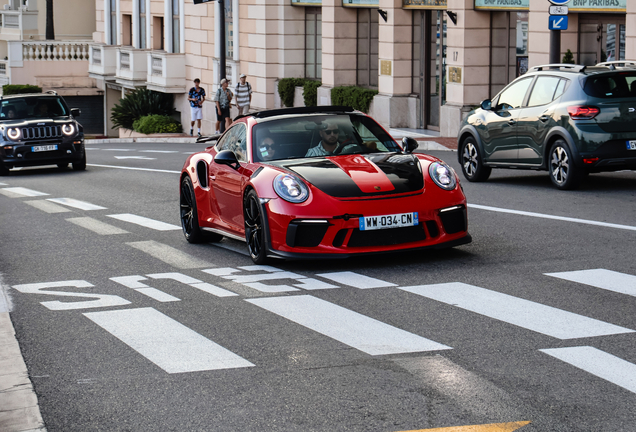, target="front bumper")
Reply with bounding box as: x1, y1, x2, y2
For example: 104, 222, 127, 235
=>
1, 139, 85, 168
